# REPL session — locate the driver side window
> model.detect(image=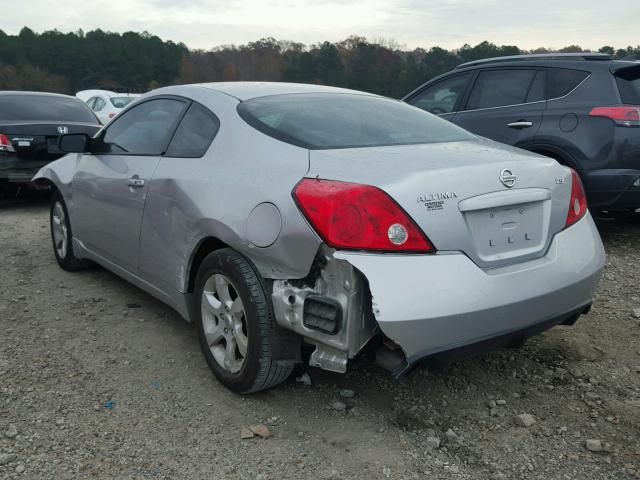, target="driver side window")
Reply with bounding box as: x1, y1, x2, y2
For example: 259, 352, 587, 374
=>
408, 73, 471, 115
95, 98, 187, 155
